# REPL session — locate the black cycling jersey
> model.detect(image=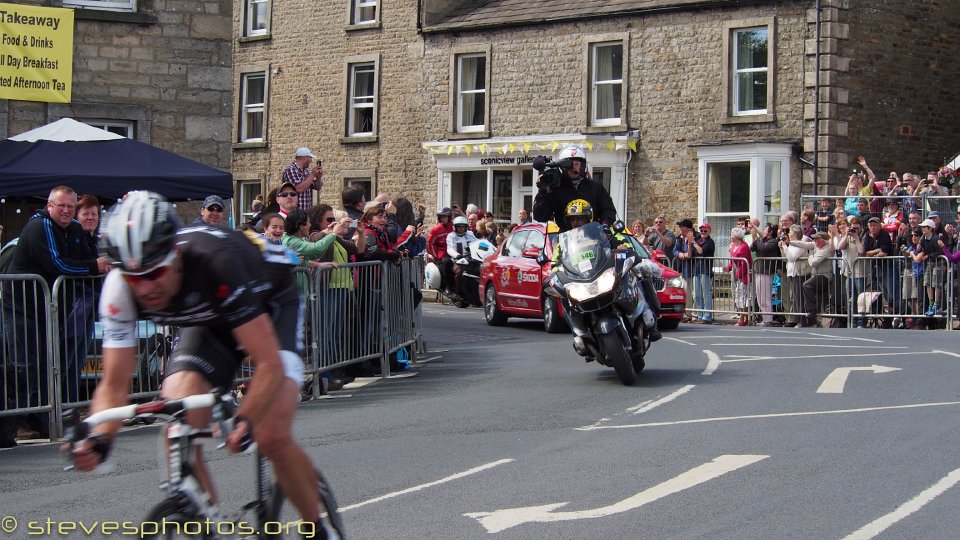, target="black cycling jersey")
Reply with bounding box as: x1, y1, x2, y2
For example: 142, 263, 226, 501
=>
100, 226, 303, 388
